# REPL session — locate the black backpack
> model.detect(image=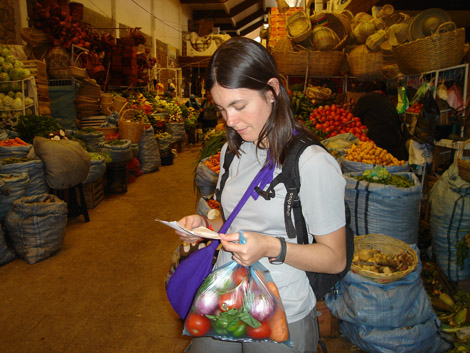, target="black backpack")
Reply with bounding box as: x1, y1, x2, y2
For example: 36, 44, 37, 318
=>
216, 133, 354, 300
